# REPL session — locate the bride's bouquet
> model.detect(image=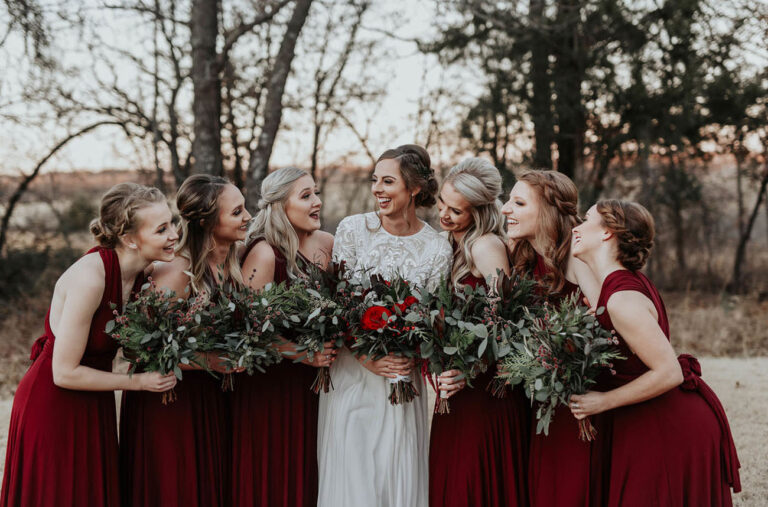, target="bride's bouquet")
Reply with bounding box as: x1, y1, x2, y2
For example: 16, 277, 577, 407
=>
347, 273, 423, 405
415, 278, 493, 414
497, 293, 623, 441
107, 278, 213, 404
